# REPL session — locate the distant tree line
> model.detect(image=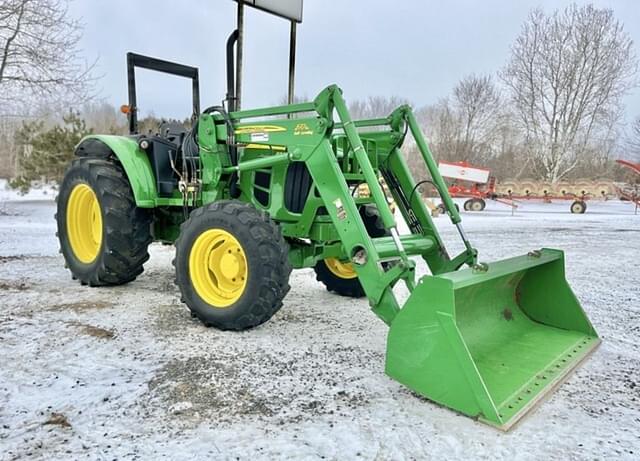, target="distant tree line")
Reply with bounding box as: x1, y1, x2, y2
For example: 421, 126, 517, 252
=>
0, 0, 95, 183
0, 2, 639, 190
5, 103, 190, 191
